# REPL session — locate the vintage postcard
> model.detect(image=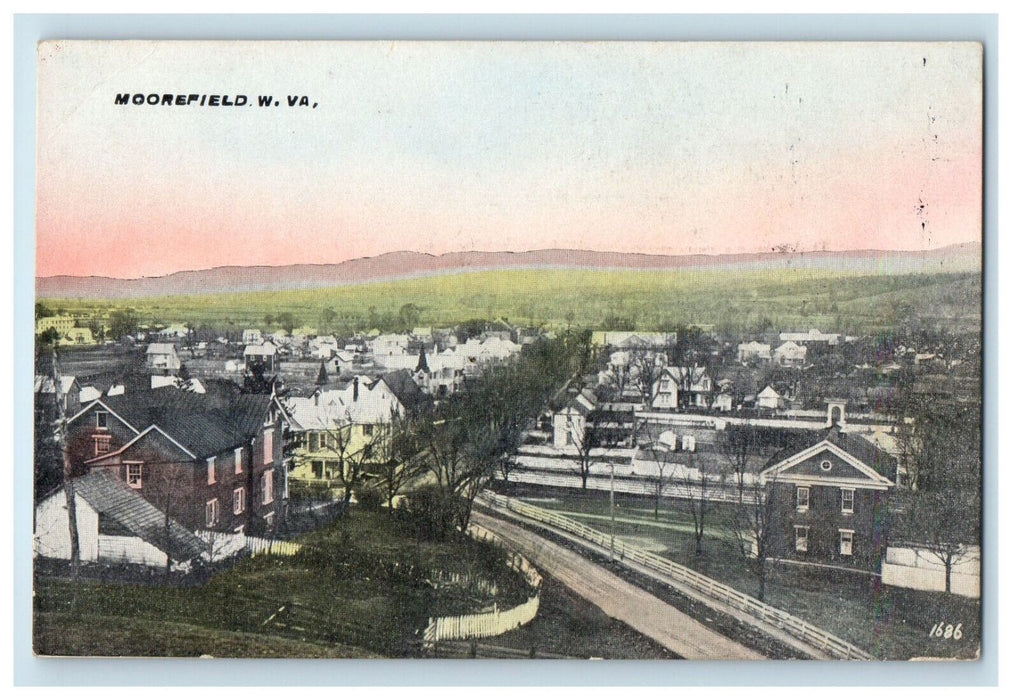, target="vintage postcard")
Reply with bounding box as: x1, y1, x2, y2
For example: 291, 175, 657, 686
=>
33, 40, 983, 661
